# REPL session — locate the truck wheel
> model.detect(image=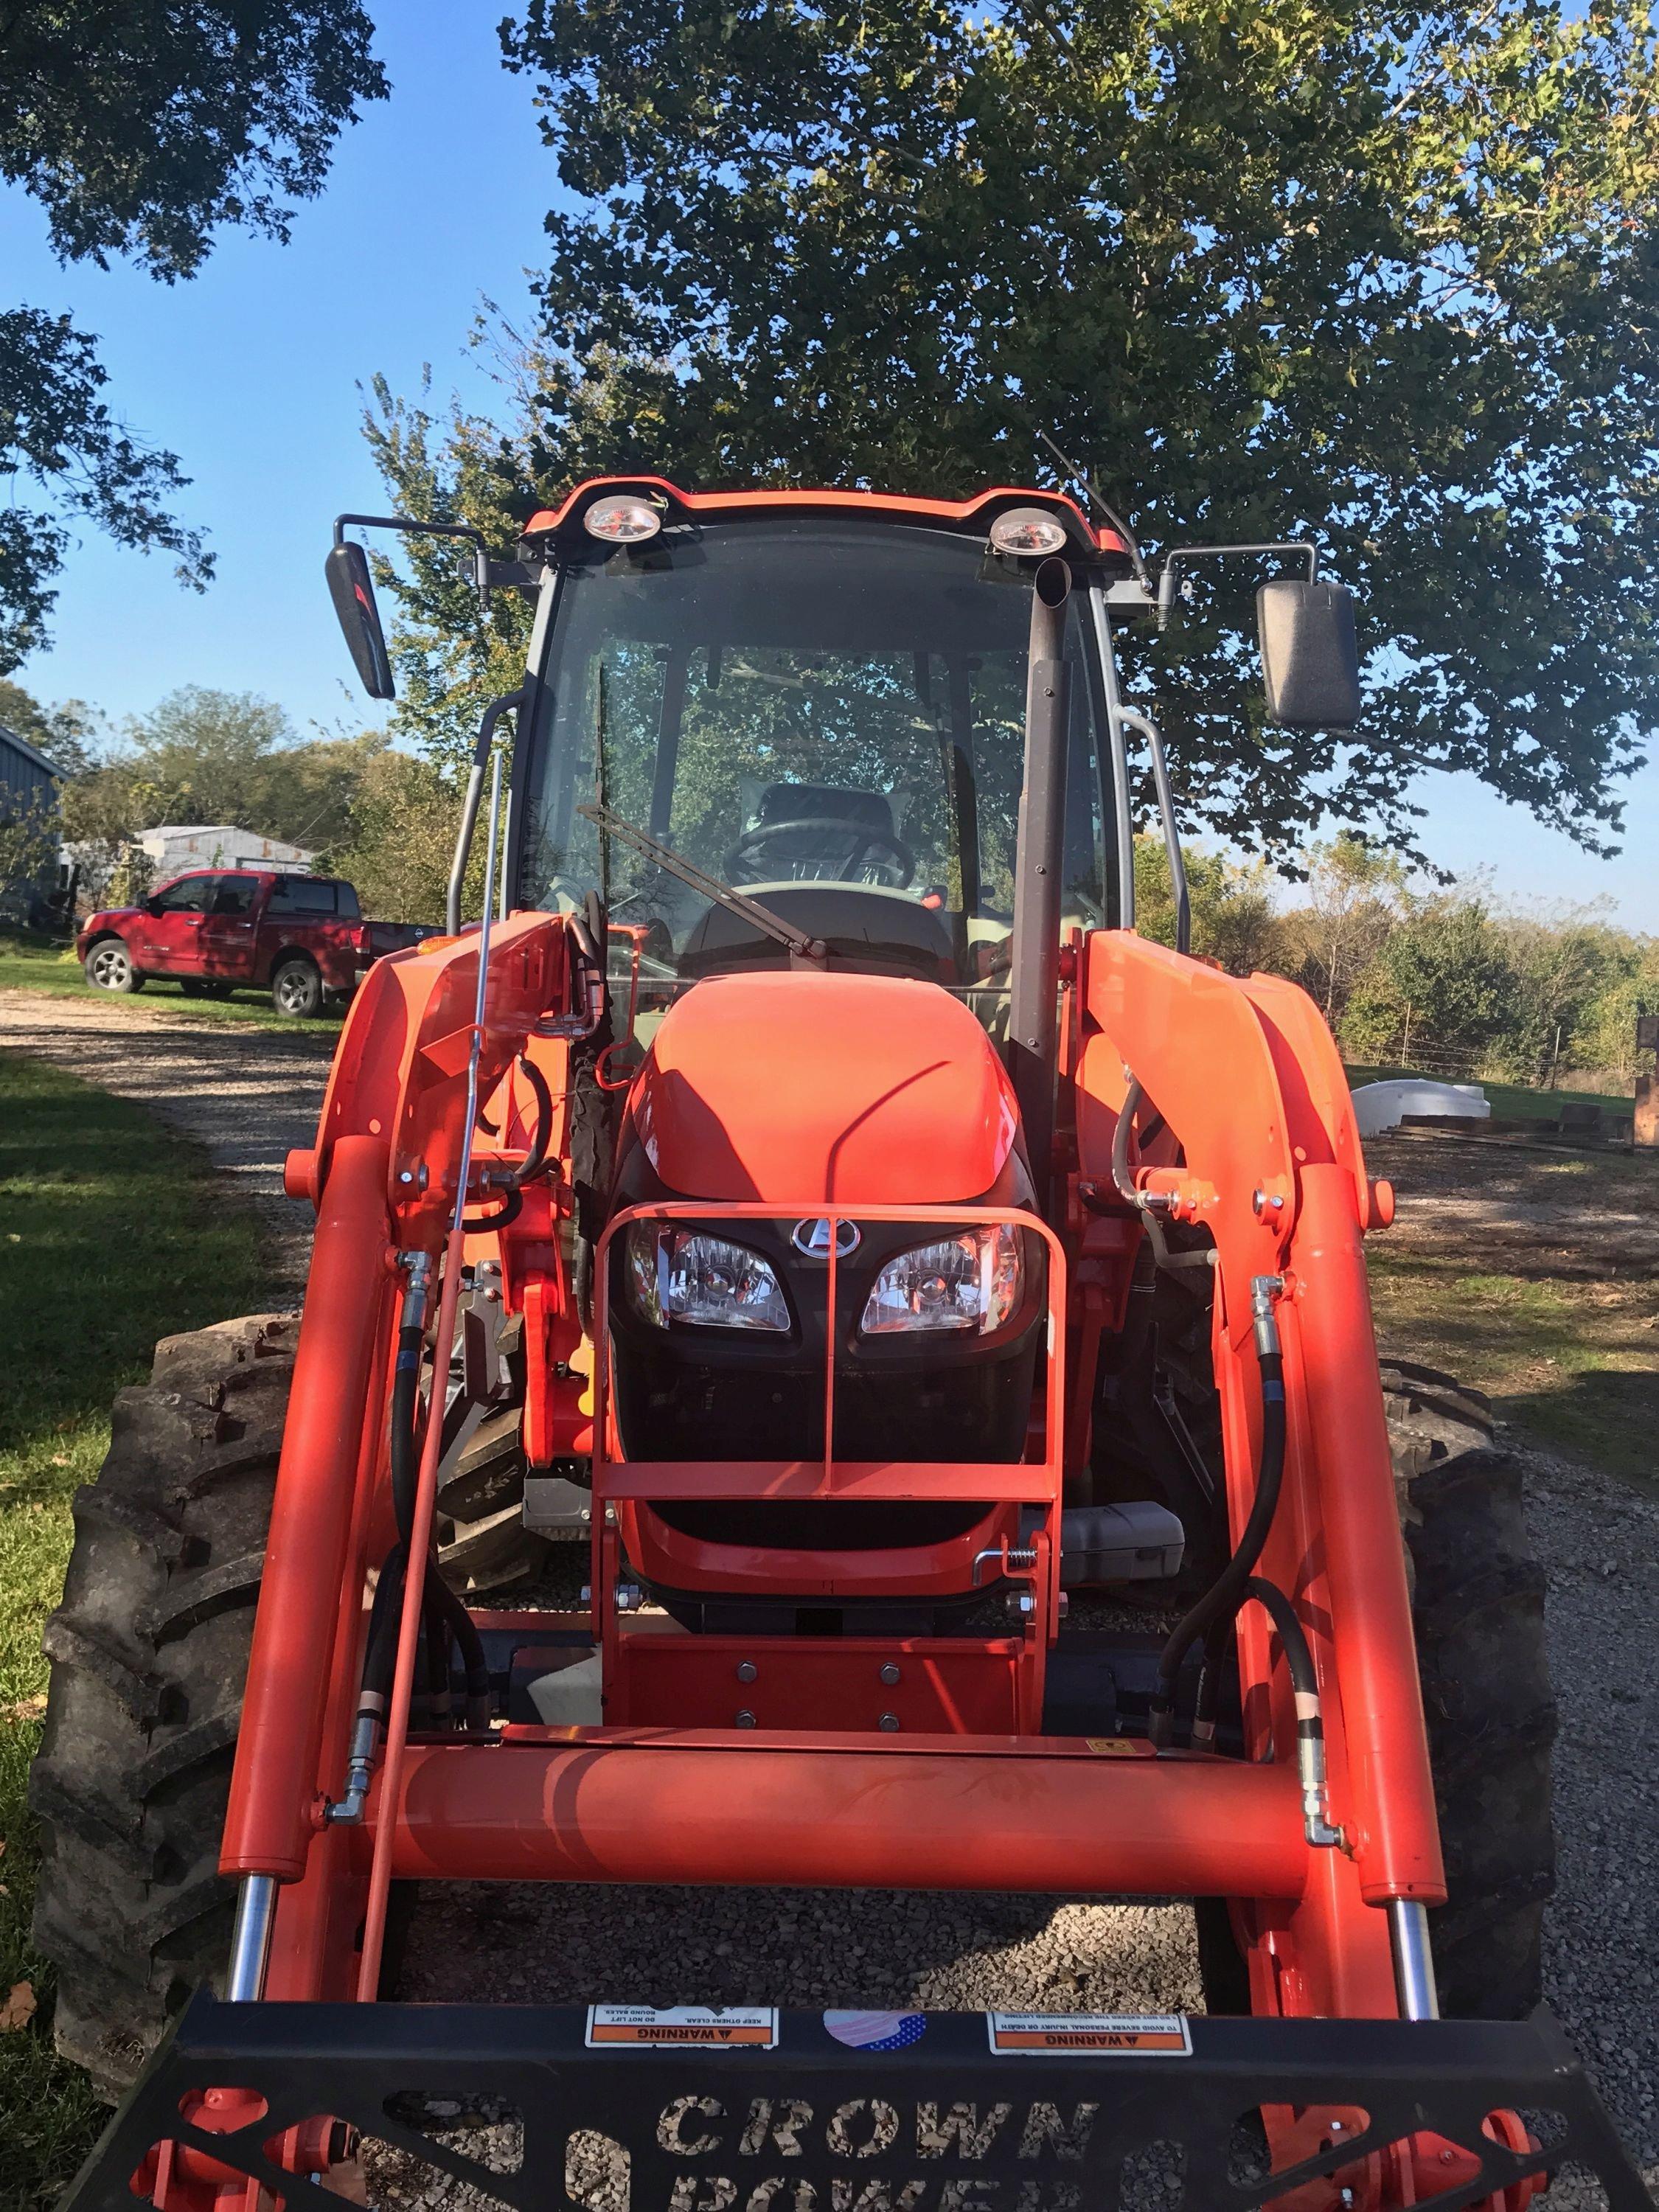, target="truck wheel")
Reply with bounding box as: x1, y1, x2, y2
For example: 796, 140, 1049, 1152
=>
1197, 1359, 1556, 2020
270, 958, 322, 1018
83, 939, 143, 995
1383, 1358, 1556, 2018
29, 1313, 541, 2096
